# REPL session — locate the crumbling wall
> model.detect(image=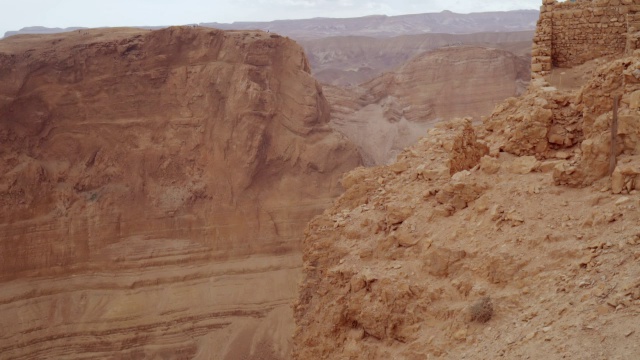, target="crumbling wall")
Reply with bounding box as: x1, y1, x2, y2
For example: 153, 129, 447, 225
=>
532, 0, 640, 76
